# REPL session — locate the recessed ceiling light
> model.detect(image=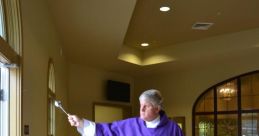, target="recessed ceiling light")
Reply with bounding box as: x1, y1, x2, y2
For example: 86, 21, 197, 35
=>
141, 43, 149, 47
160, 6, 170, 12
